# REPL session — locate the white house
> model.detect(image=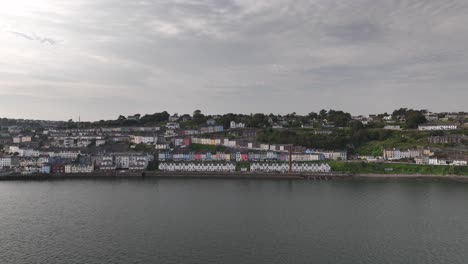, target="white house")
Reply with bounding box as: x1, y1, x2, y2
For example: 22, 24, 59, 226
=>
418, 124, 458, 131
250, 163, 331, 173
114, 153, 151, 170
191, 138, 222, 146
383, 125, 401, 130
166, 122, 180, 129
8, 146, 20, 154
164, 130, 177, 137
383, 149, 422, 160
424, 113, 439, 122
415, 156, 429, 165
18, 148, 41, 157
63, 138, 75, 148
64, 164, 72, 173
49, 150, 81, 159
128, 155, 150, 170
291, 153, 324, 161
37, 157, 50, 167
76, 164, 93, 173
428, 158, 449, 165
96, 139, 106, 146
0, 157, 12, 168
169, 115, 179, 122
452, 160, 467, 166
223, 139, 237, 147
206, 119, 216, 126
230, 121, 246, 129
159, 162, 235, 172
13, 135, 32, 144
130, 135, 157, 145
155, 143, 170, 150
100, 155, 116, 170
77, 139, 92, 148
250, 163, 289, 173
323, 151, 347, 160
260, 144, 270, 150
8, 146, 40, 157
